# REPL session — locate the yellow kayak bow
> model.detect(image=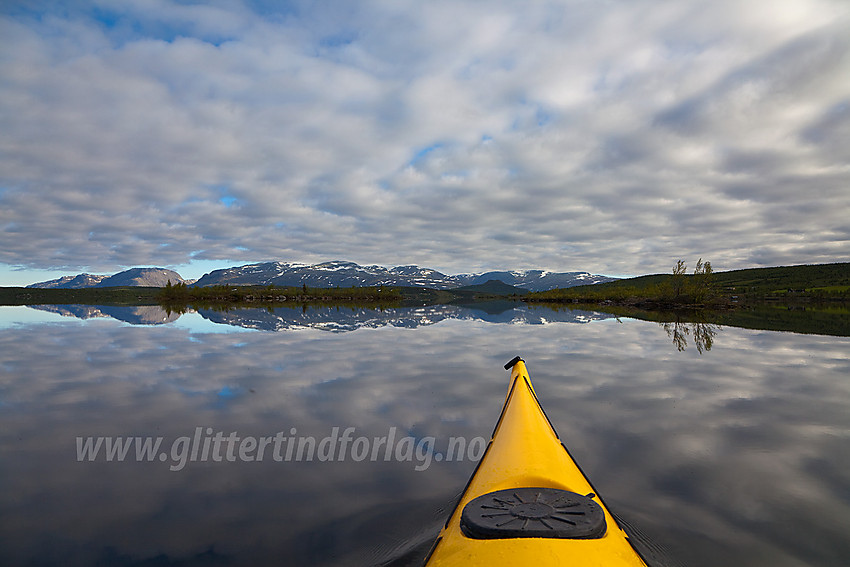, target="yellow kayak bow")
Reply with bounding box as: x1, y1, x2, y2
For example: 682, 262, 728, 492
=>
425, 357, 647, 566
